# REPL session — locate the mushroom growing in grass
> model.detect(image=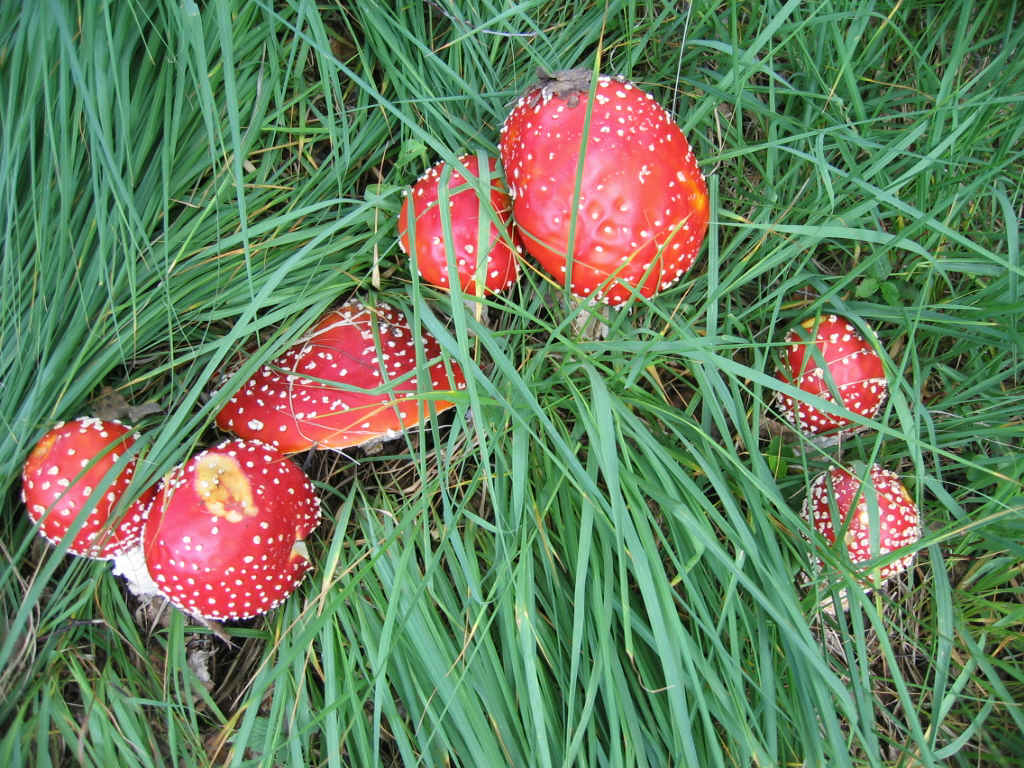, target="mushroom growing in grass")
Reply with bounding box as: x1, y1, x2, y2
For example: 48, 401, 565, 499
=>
803, 463, 922, 586
215, 299, 468, 453
21, 417, 155, 560
142, 439, 321, 621
398, 153, 520, 297
774, 314, 888, 437
498, 69, 709, 308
